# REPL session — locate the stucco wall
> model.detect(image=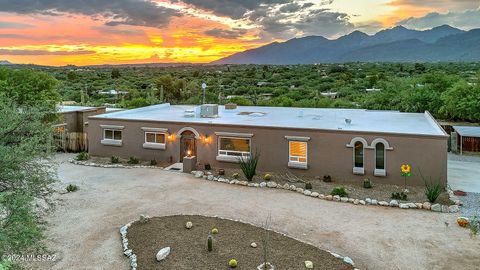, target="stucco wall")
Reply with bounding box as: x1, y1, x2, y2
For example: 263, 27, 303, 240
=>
87, 118, 448, 187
